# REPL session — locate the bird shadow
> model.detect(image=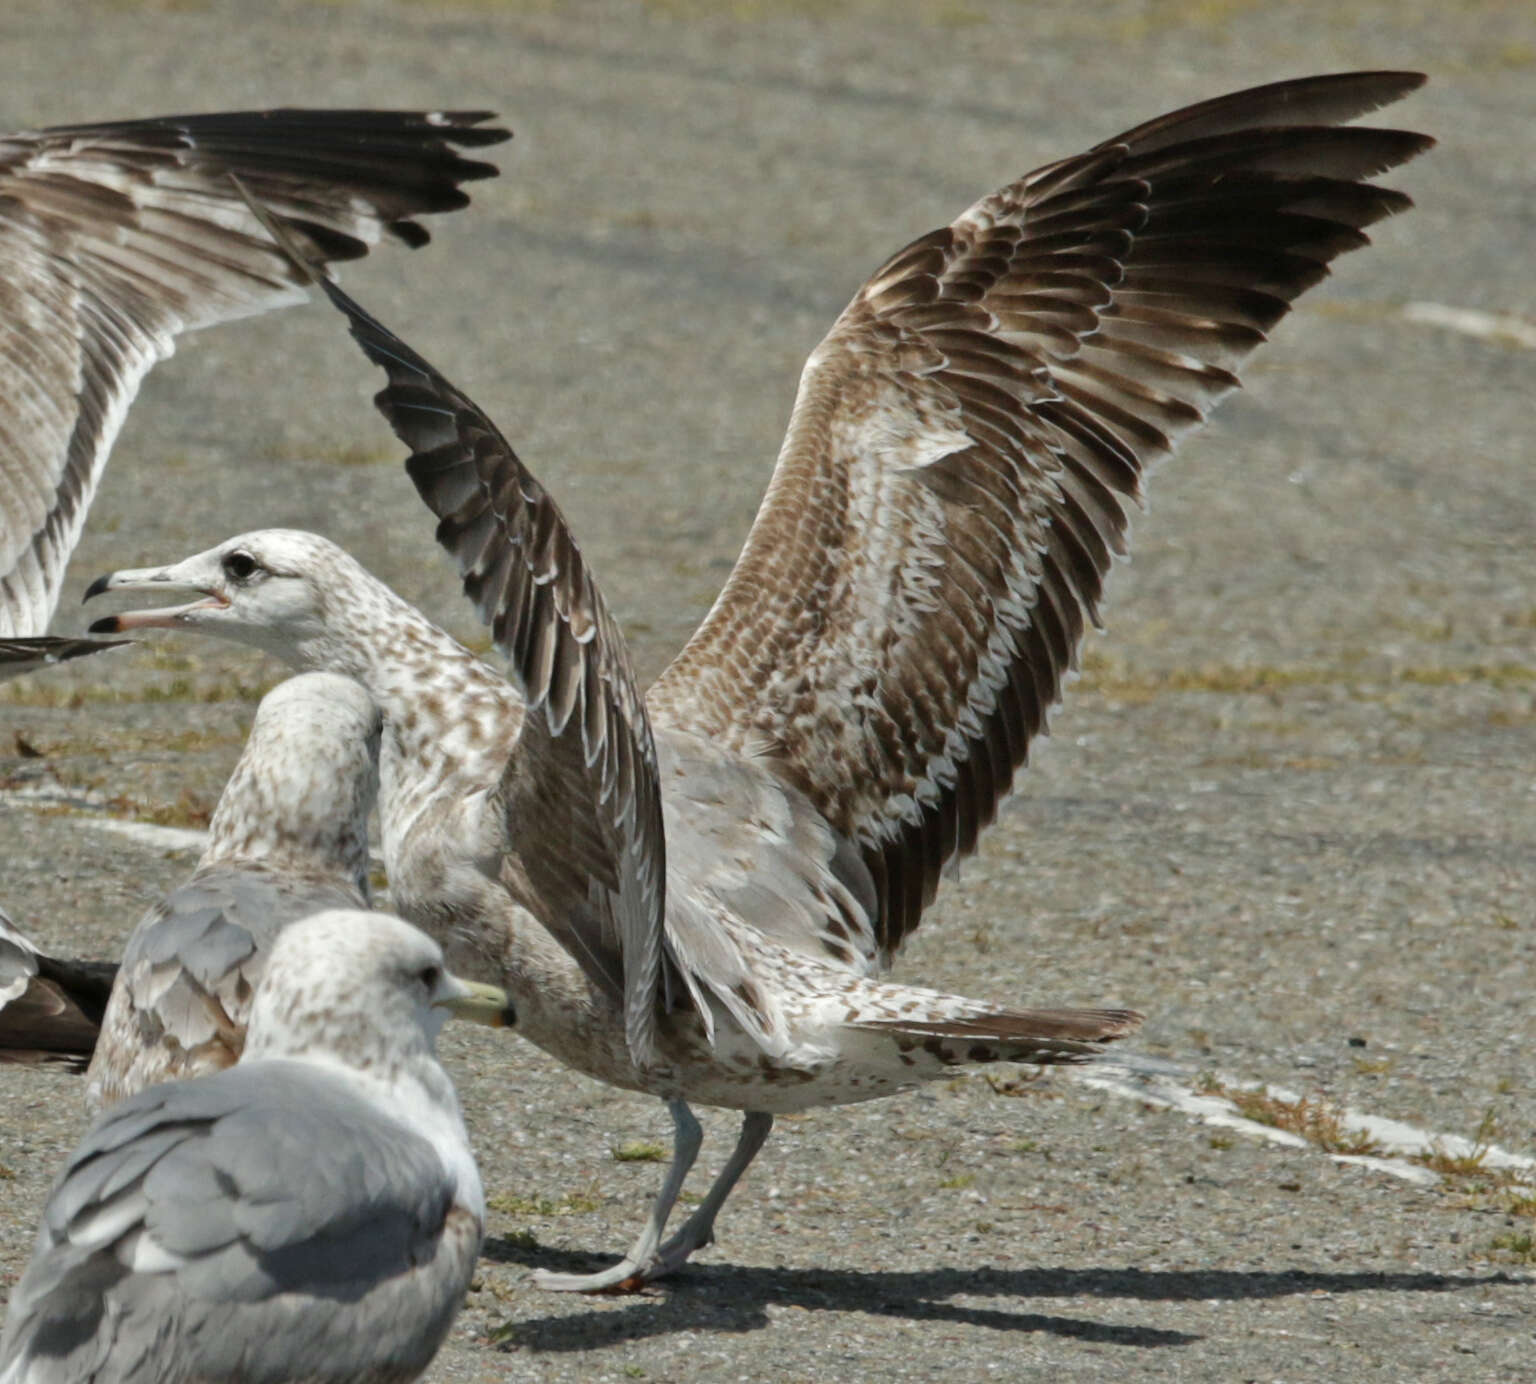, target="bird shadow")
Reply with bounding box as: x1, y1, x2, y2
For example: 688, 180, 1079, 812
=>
480, 1237, 1521, 1353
